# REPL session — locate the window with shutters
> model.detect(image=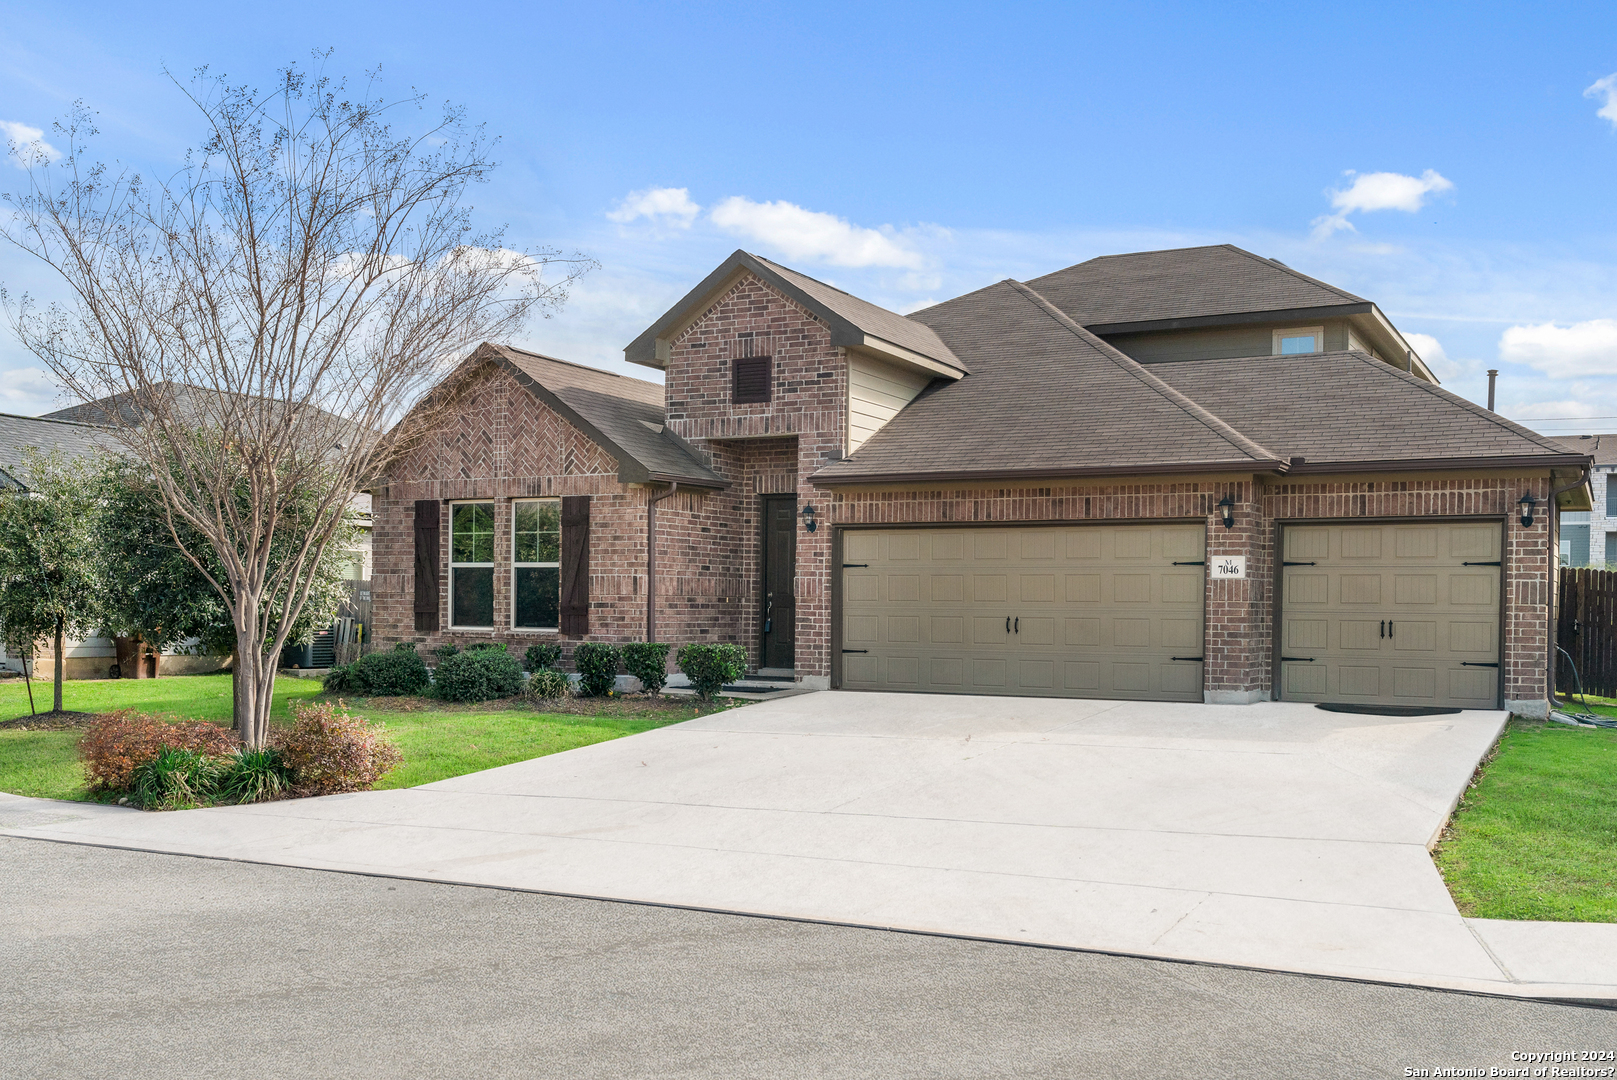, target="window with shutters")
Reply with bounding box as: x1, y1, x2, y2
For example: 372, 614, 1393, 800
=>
512, 498, 561, 630
733, 356, 772, 404
449, 501, 496, 627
